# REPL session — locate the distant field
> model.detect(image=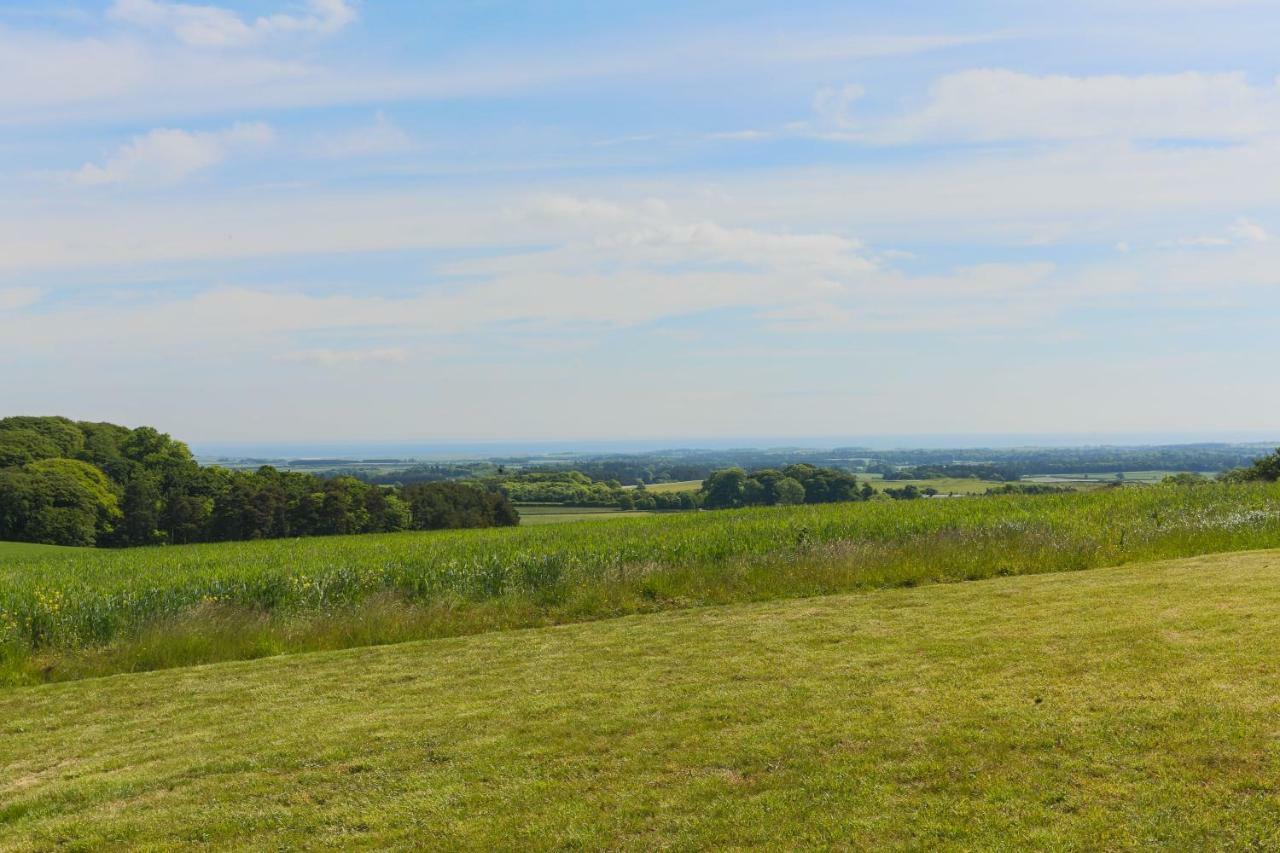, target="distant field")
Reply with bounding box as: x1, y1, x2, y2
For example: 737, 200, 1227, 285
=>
639, 480, 704, 493
6, 549, 1280, 848
861, 475, 1007, 495
1025, 470, 1216, 484
517, 505, 656, 525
